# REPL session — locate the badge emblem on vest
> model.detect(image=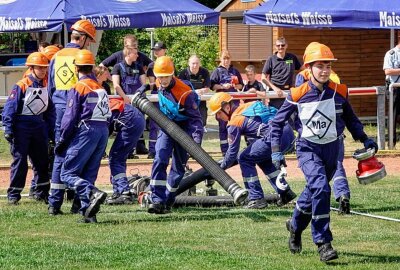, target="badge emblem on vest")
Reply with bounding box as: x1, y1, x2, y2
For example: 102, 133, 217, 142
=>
23, 87, 48, 115
97, 92, 110, 116
56, 62, 75, 85
305, 109, 332, 139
